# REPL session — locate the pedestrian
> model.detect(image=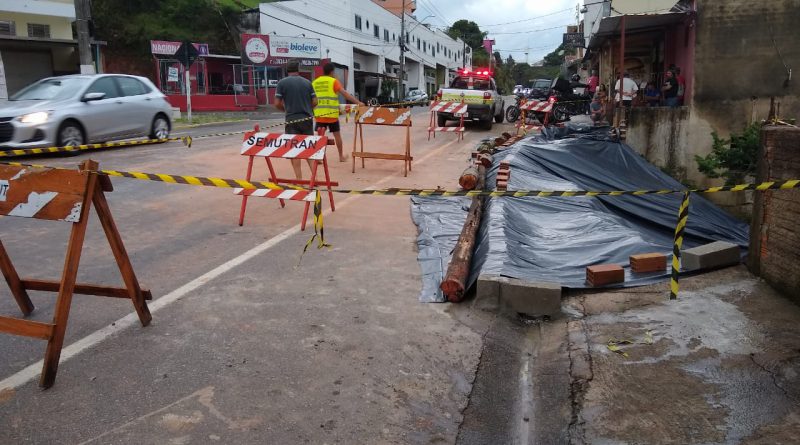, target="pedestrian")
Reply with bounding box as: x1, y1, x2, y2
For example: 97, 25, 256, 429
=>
590, 93, 606, 126
662, 70, 679, 107
312, 62, 364, 162
274, 59, 317, 179
587, 69, 599, 95
675, 67, 686, 105
614, 72, 638, 110
644, 81, 661, 107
